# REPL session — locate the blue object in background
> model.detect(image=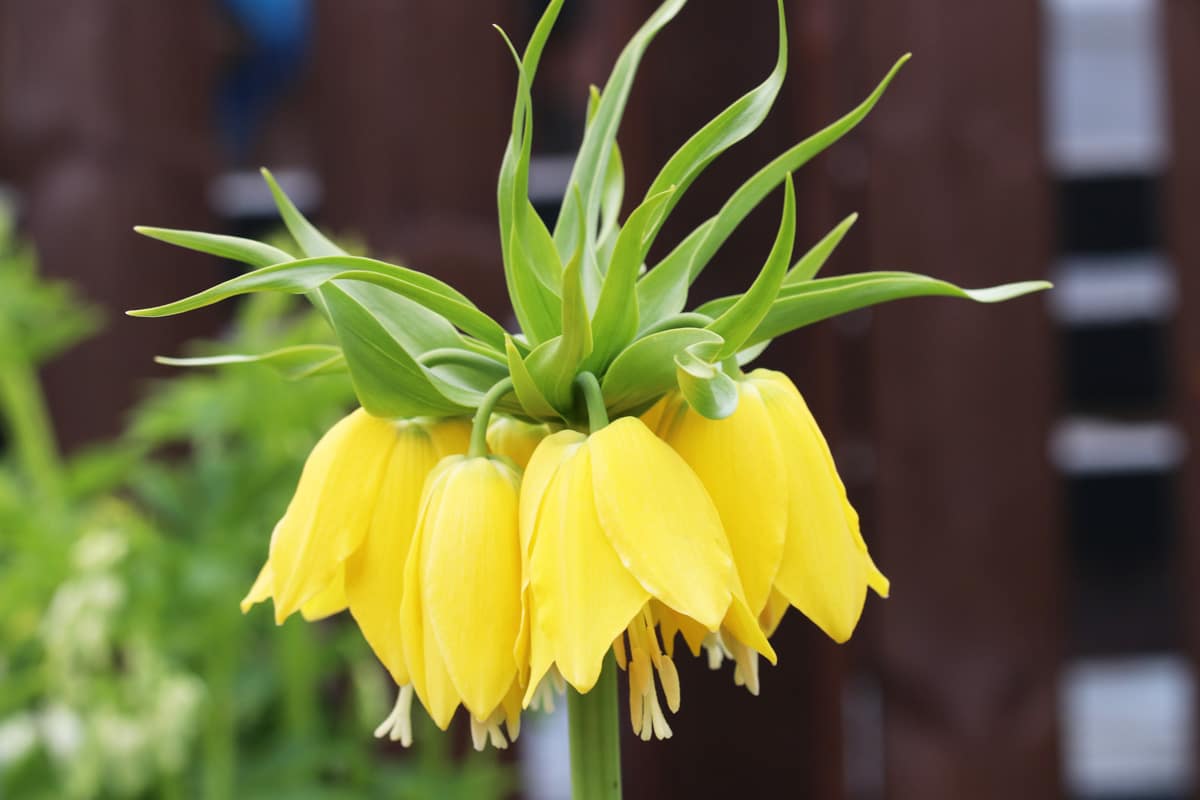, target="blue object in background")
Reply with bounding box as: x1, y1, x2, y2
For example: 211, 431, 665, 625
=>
217, 0, 312, 163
